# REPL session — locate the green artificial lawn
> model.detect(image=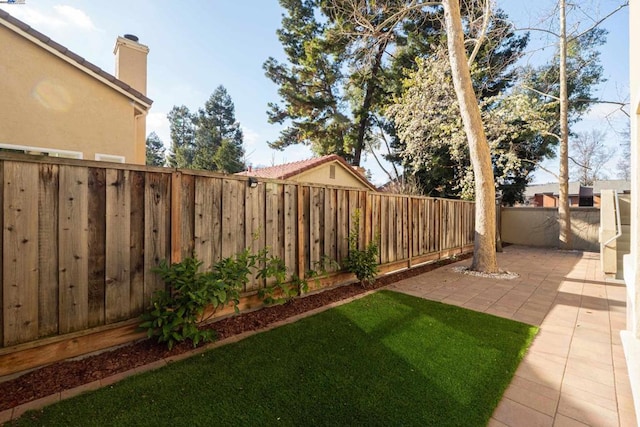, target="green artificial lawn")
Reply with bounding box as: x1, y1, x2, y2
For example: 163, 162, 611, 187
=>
13, 290, 537, 427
